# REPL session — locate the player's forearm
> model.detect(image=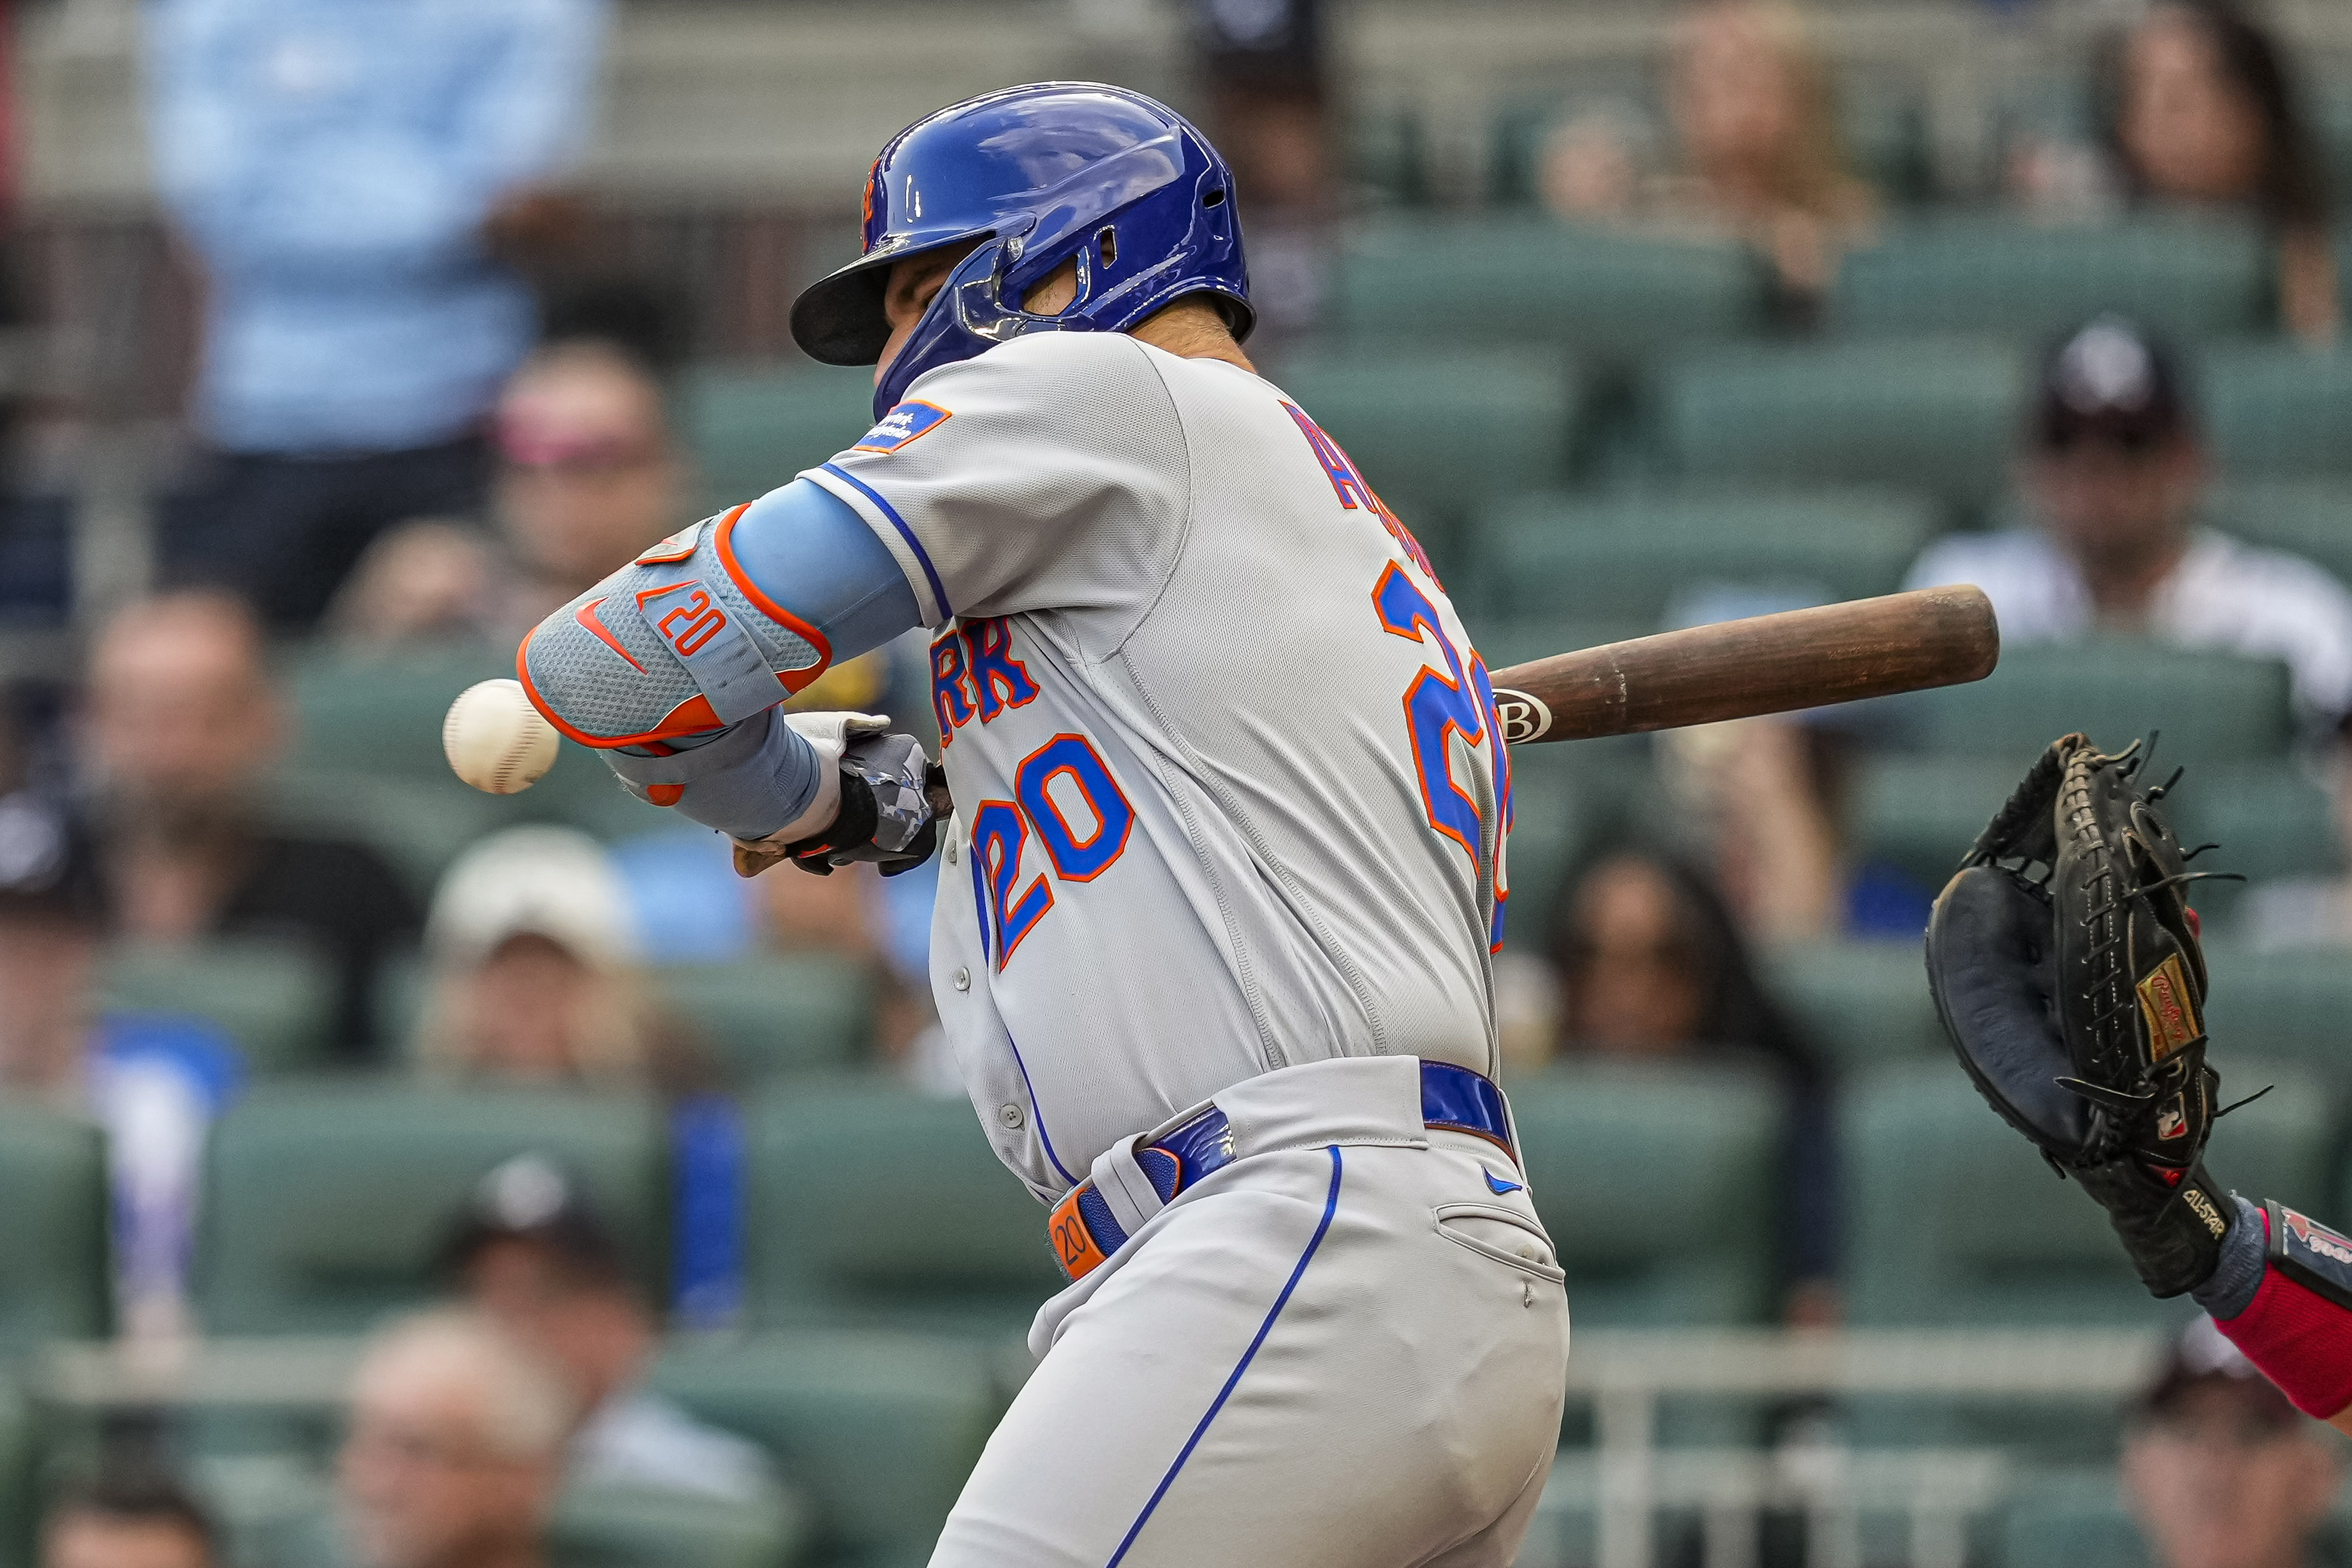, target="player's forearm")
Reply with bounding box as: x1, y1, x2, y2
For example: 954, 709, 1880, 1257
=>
2197, 1195, 2352, 1422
